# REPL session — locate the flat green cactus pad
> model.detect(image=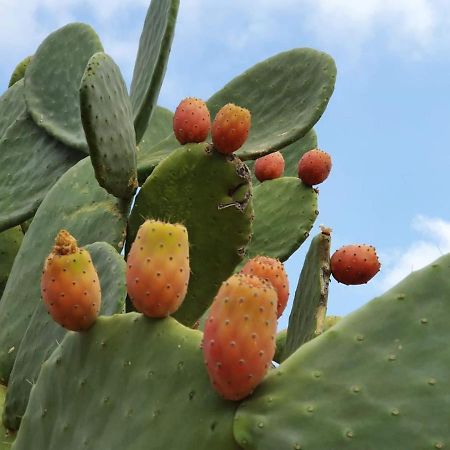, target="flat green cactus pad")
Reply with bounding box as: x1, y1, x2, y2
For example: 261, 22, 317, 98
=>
246, 129, 317, 186
0, 227, 22, 298
128, 143, 253, 326
80, 52, 138, 199
245, 177, 318, 262
137, 133, 180, 184
24, 23, 103, 152
0, 80, 26, 140
139, 105, 173, 148
0, 386, 14, 448
3, 242, 126, 431
8, 56, 32, 88
130, 0, 179, 144
0, 111, 84, 232
13, 314, 240, 450
284, 229, 331, 360
234, 254, 450, 450
0, 158, 129, 384
207, 49, 335, 160
273, 329, 287, 364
